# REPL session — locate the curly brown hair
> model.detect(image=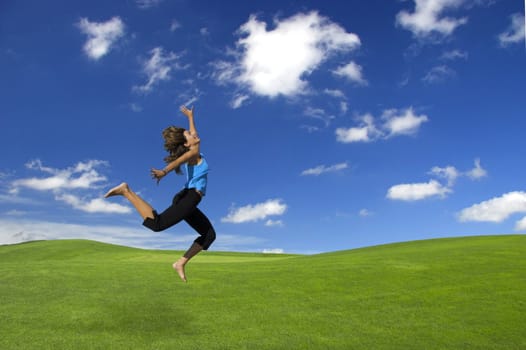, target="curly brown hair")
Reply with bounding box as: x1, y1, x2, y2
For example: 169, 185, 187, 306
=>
162, 126, 188, 174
